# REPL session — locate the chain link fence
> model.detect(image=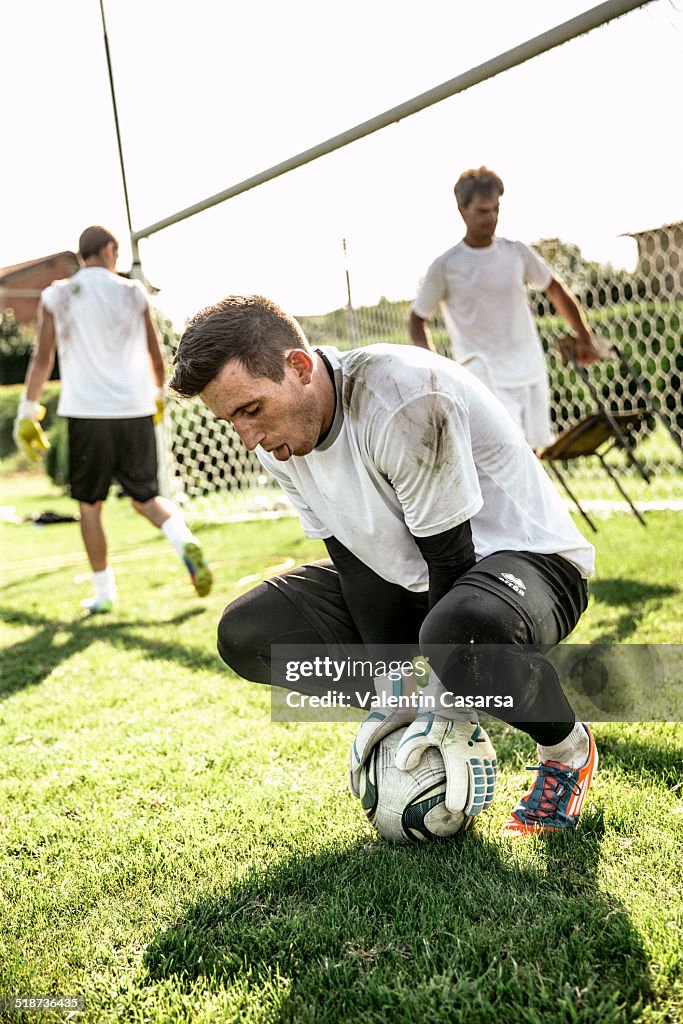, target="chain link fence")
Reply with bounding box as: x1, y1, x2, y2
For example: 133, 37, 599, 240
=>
164, 224, 682, 520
